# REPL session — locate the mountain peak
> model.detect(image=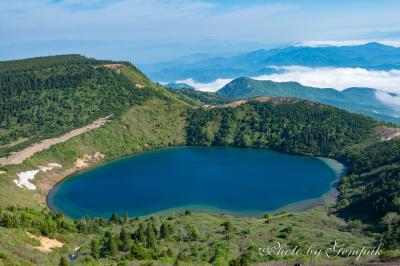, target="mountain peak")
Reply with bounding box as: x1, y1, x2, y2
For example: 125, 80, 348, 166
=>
361, 42, 389, 47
